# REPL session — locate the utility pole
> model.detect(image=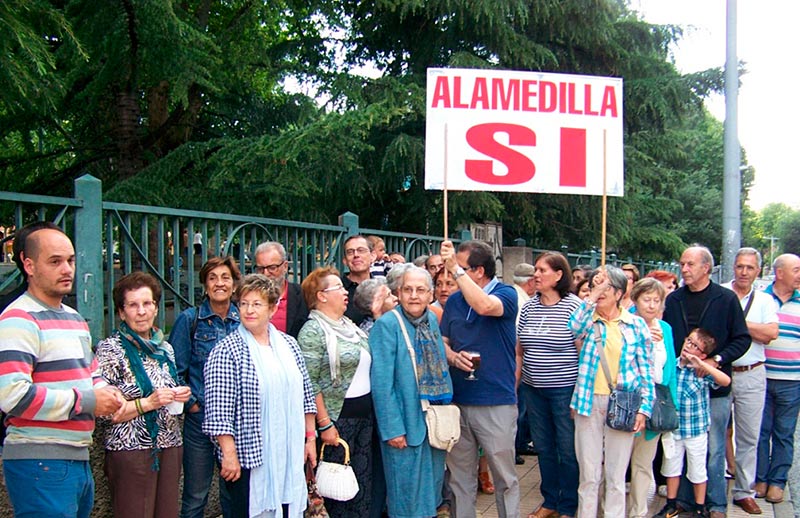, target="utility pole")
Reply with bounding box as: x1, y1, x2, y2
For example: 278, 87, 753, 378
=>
721, 0, 741, 282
